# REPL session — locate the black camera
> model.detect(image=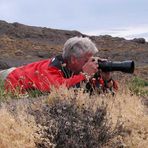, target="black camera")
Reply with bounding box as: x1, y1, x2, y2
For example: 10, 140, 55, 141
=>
98, 60, 135, 73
